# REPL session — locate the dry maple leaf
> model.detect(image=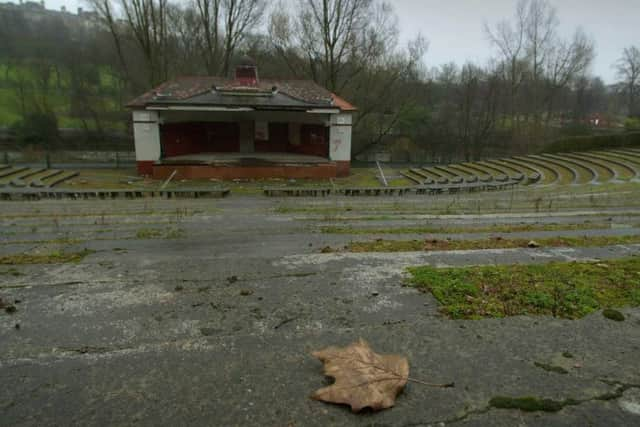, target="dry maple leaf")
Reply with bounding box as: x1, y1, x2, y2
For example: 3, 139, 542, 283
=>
310, 338, 410, 412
